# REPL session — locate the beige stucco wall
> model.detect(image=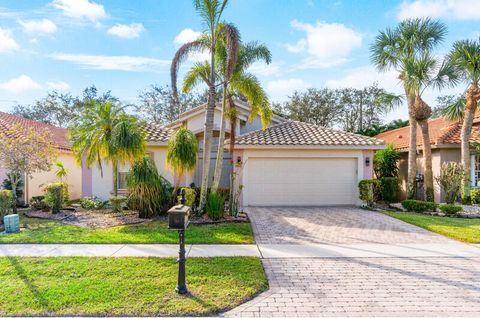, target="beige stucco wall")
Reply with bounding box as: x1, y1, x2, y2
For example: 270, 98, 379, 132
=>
26, 151, 82, 202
